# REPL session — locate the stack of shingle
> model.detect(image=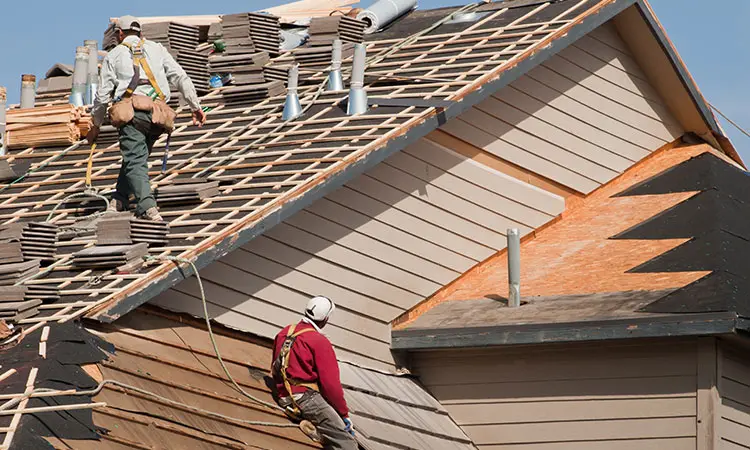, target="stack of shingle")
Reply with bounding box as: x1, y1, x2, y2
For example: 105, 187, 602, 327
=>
0, 297, 41, 323
142, 22, 210, 93
221, 81, 285, 105
309, 16, 365, 46
0, 260, 39, 286
208, 52, 270, 85
221, 12, 281, 56
248, 12, 281, 56
102, 23, 118, 51
155, 180, 221, 205
0, 222, 59, 263
72, 243, 148, 273
221, 13, 258, 55
293, 43, 354, 69
25, 284, 60, 302
97, 213, 169, 247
